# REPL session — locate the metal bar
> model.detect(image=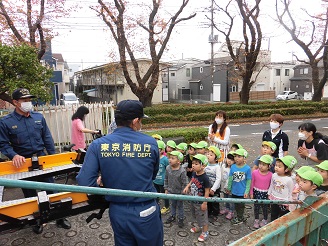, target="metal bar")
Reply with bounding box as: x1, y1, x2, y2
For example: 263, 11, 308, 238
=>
0, 178, 301, 205
229, 196, 328, 246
